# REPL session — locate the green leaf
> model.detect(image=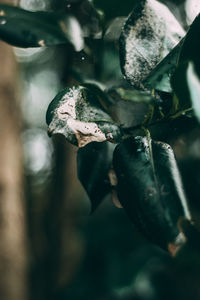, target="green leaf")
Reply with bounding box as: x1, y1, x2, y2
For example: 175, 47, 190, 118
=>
46, 86, 122, 147
65, 0, 104, 39
106, 87, 181, 129
93, 0, 136, 20
171, 14, 200, 118
113, 136, 191, 250
119, 0, 185, 88
178, 13, 200, 70
77, 141, 115, 213
143, 40, 183, 93
141, 8, 200, 93
106, 87, 161, 128
186, 62, 200, 122
0, 4, 84, 50
171, 62, 191, 111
